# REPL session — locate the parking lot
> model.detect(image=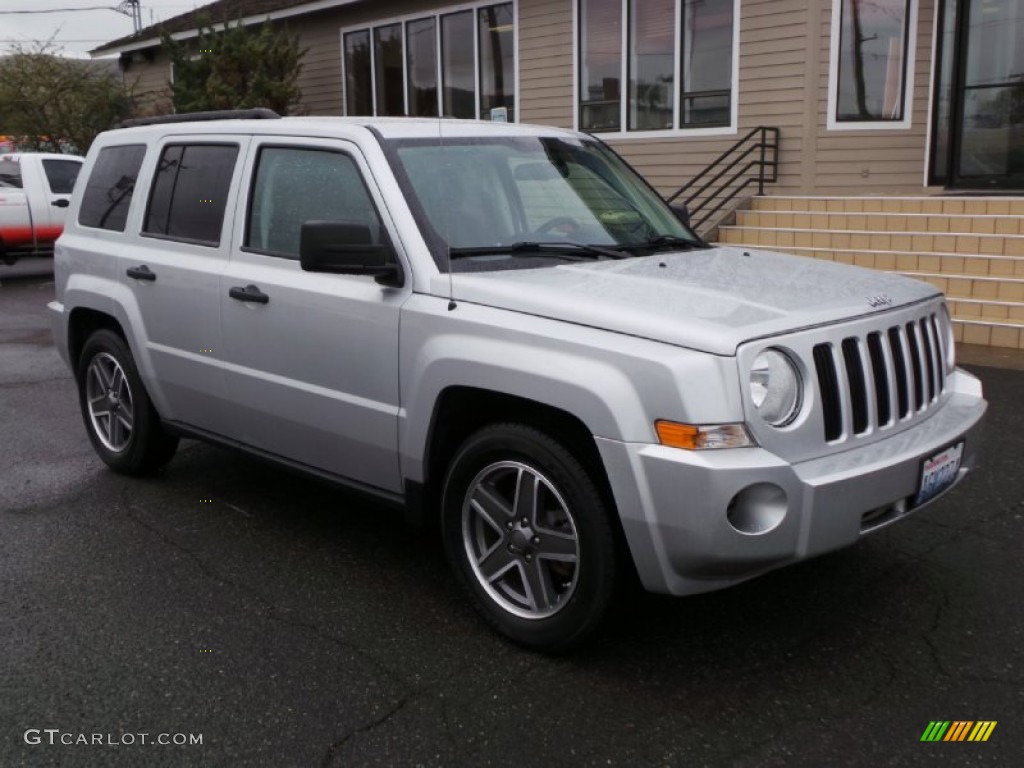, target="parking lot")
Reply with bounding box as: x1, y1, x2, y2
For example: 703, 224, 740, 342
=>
2, 264, 1022, 767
